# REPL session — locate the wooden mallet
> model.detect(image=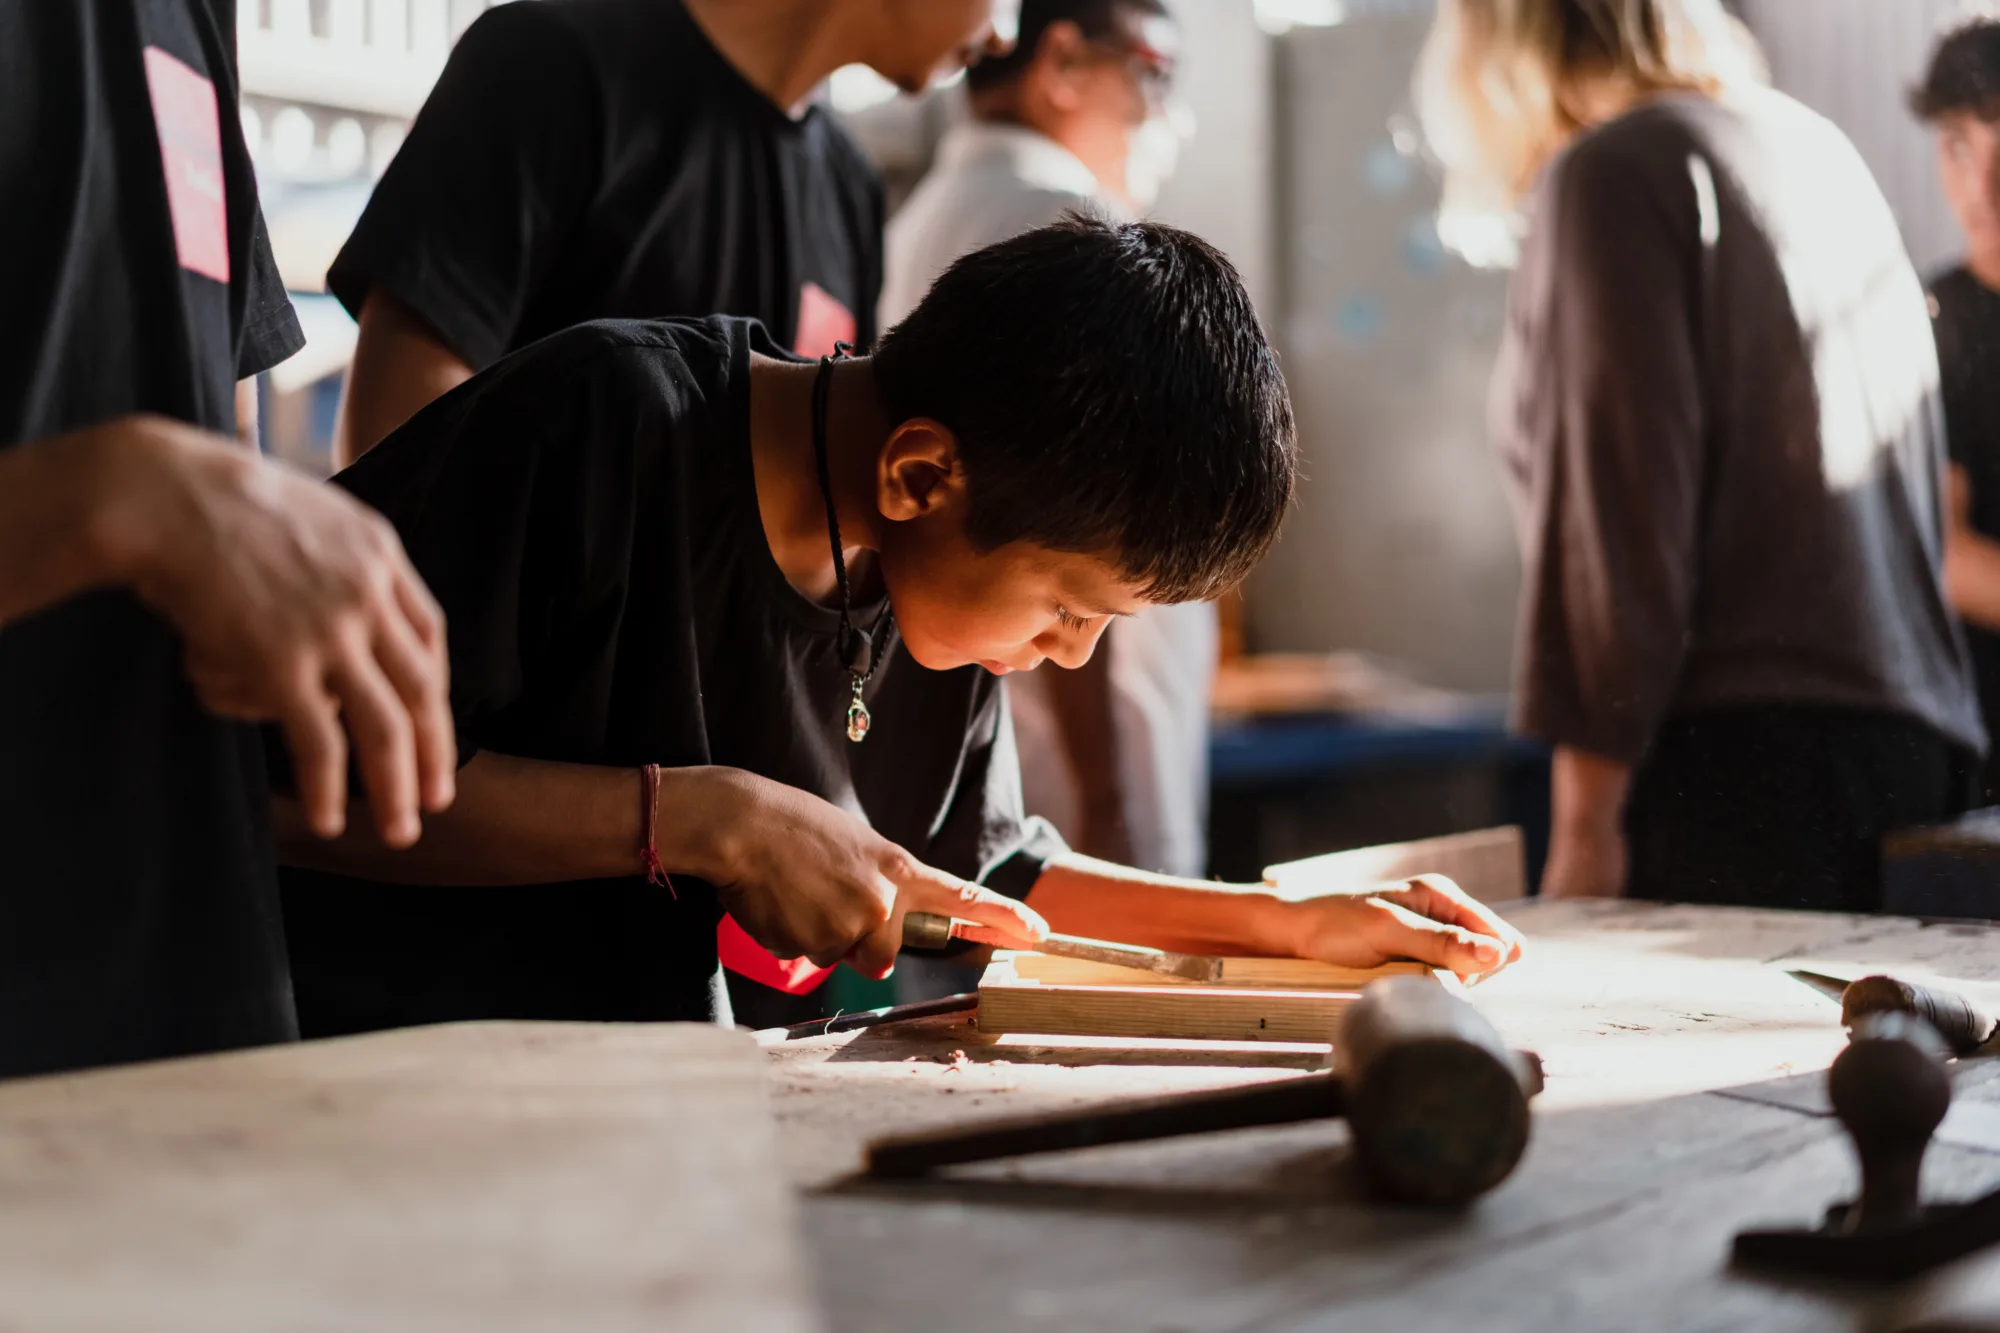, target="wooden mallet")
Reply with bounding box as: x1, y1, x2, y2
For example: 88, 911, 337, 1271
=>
1733, 1010, 2000, 1280
866, 976, 1543, 1206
